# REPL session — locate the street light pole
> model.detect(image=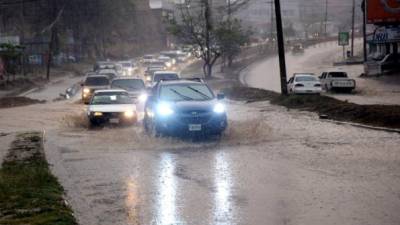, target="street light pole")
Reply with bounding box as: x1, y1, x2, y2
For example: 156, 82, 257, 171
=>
273, 0, 288, 95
